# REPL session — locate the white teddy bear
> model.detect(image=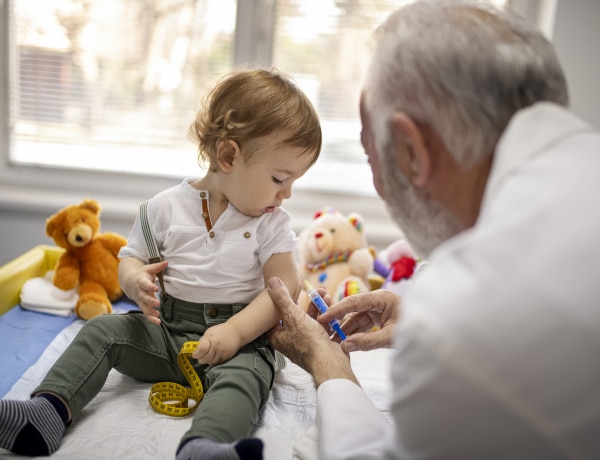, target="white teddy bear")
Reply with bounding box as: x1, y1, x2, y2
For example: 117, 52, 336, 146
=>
297, 207, 374, 310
